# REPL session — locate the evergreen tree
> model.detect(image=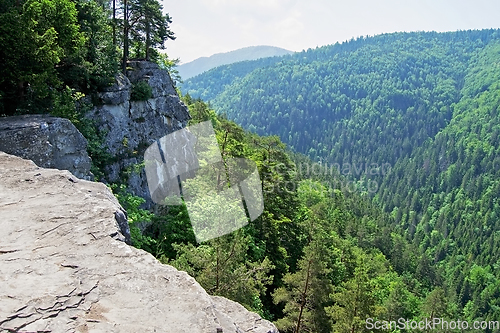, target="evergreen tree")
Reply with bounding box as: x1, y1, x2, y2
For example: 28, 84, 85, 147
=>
120, 0, 174, 71
273, 181, 334, 333
167, 230, 274, 314
0, 0, 84, 114
328, 259, 377, 333
273, 236, 333, 333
